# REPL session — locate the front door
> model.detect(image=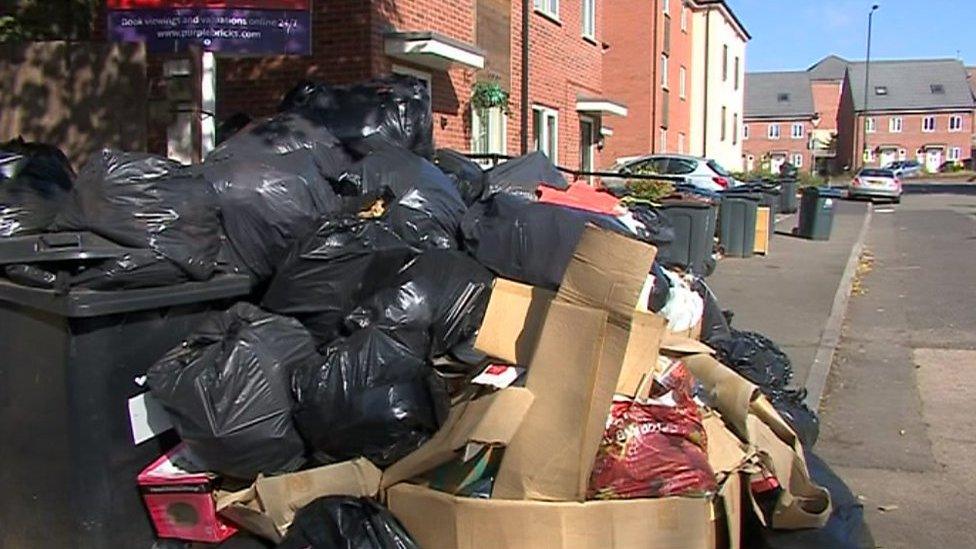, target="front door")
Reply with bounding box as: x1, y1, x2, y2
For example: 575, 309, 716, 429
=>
880, 148, 897, 167
579, 117, 596, 185
925, 148, 943, 173
770, 154, 786, 174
